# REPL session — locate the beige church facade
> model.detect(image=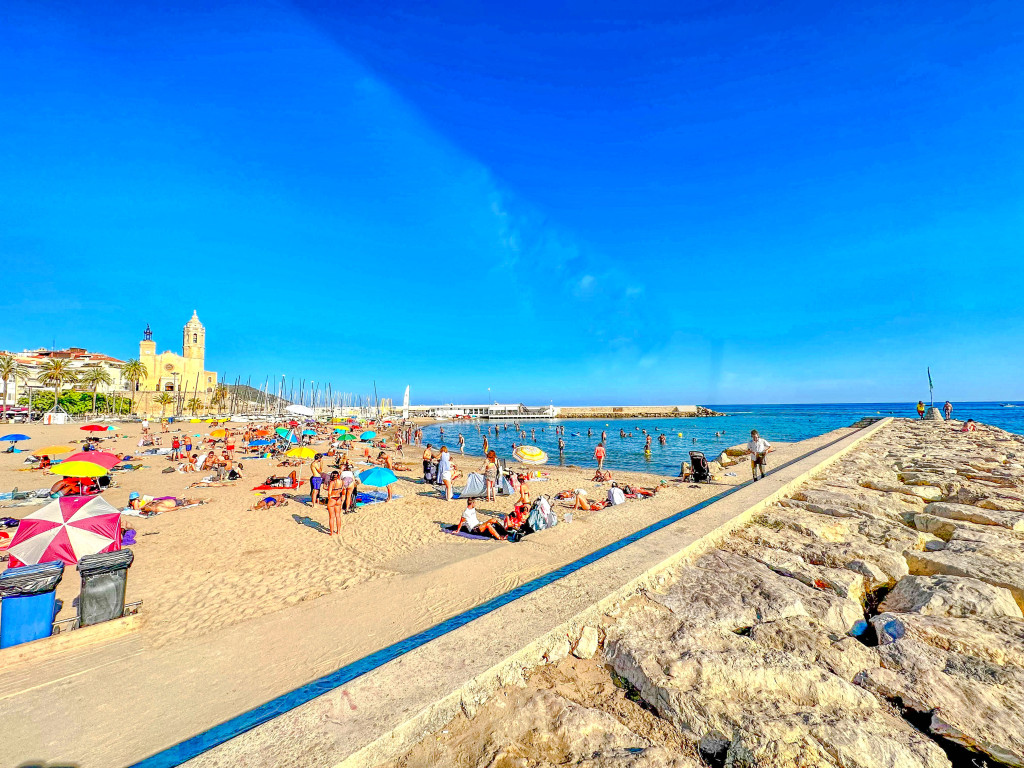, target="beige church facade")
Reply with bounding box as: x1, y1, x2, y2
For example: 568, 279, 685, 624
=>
138, 311, 218, 395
